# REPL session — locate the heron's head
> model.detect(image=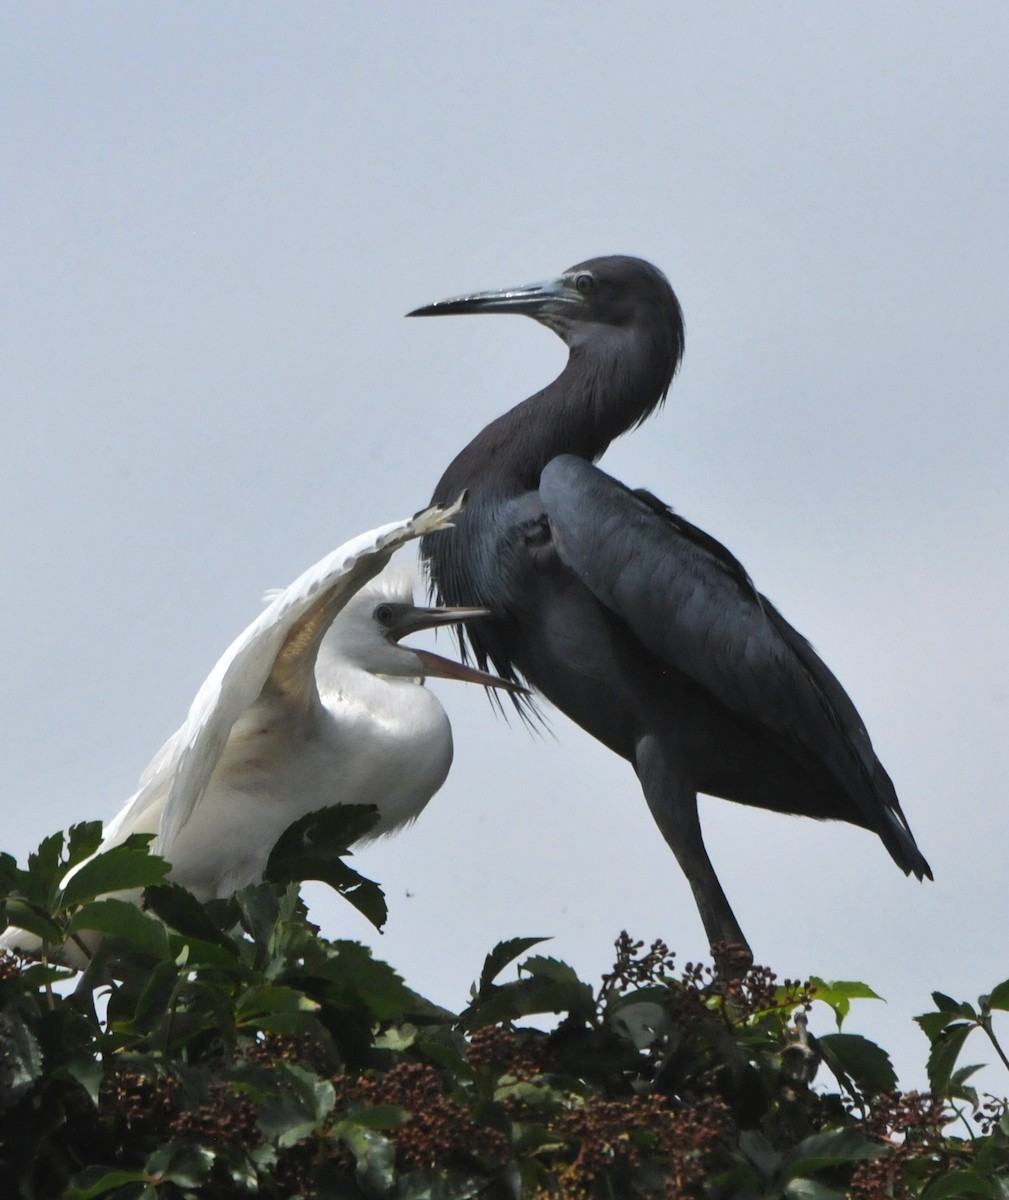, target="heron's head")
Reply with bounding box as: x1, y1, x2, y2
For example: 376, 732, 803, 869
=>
408, 254, 684, 379
322, 564, 523, 691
